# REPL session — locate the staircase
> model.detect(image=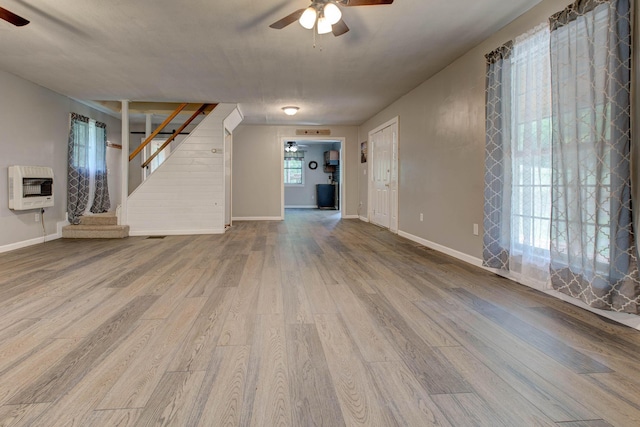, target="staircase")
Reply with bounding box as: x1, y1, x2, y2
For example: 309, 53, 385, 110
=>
62, 212, 129, 239
127, 103, 239, 236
